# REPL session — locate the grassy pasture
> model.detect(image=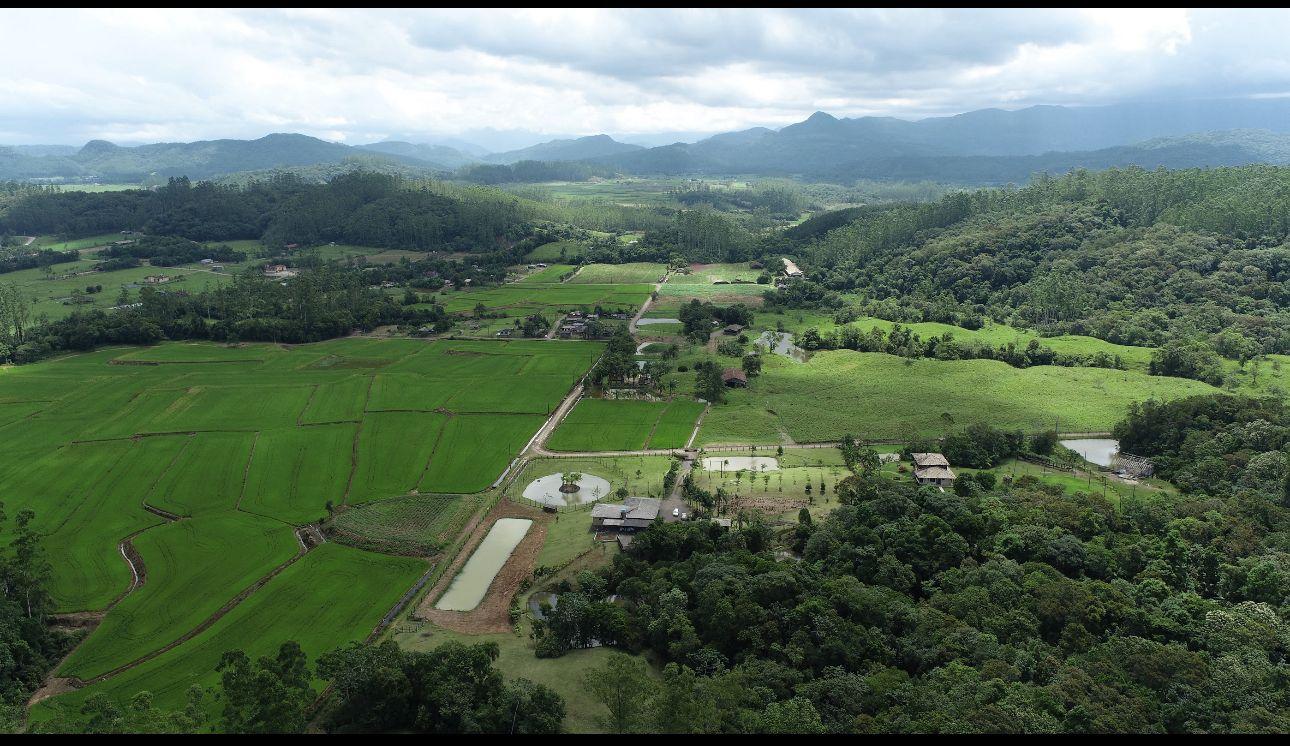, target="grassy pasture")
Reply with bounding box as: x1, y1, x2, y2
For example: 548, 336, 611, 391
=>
513, 264, 576, 283
430, 283, 652, 317
524, 239, 586, 262
698, 350, 1222, 445
566, 262, 666, 284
